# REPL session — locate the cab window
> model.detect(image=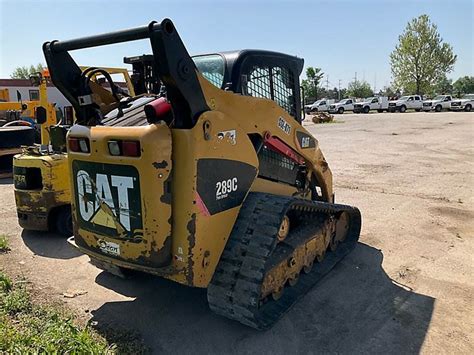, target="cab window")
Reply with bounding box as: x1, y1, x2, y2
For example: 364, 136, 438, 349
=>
244, 64, 296, 117
193, 54, 225, 88
414, 96, 420, 101
29, 90, 39, 101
